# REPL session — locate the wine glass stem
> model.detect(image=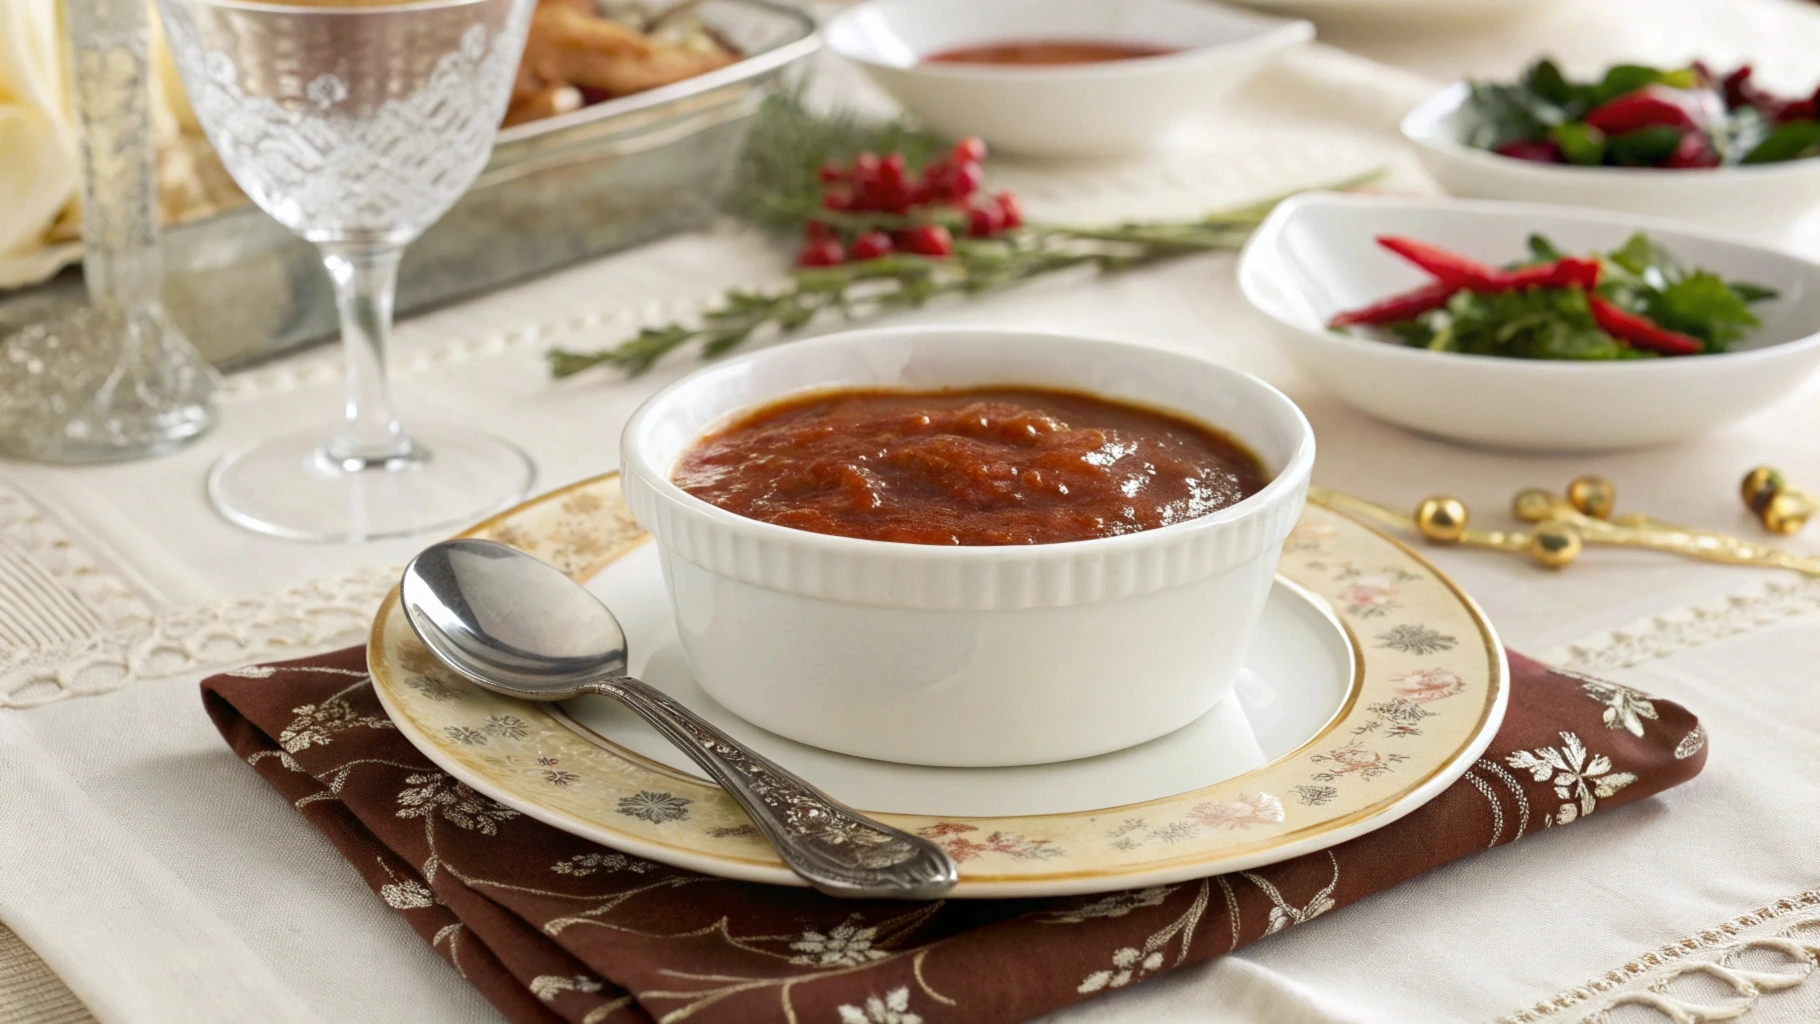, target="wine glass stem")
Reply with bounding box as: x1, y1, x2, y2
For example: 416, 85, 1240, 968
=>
322, 245, 414, 468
